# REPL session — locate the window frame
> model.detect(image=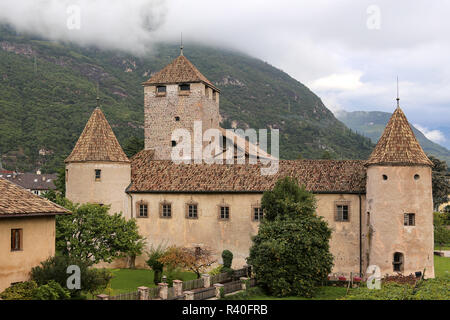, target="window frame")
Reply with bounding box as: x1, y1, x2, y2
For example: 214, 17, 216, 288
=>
335, 201, 351, 222
11, 229, 23, 251
252, 205, 263, 222
178, 83, 191, 95
159, 201, 172, 219
404, 213, 415, 226
218, 205, 230, 221
156, 85, 167, 96
95, 169, 101, 181
186, 202, 198, 219
393, 252, 404, 272
136, 201, 149, 218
